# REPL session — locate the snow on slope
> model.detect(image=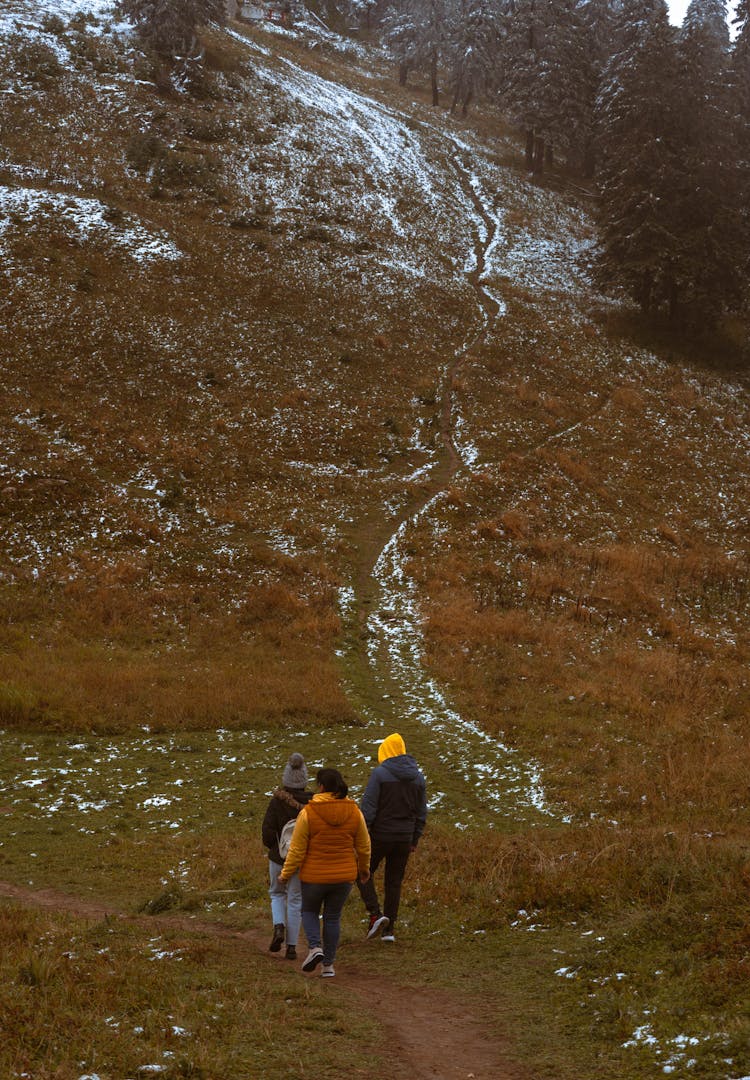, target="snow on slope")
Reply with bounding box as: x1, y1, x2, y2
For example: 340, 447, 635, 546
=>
0, 0, 119, 32
0, 4, 563, 824
224, 29, 482, 286
0, 186, 182, 265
